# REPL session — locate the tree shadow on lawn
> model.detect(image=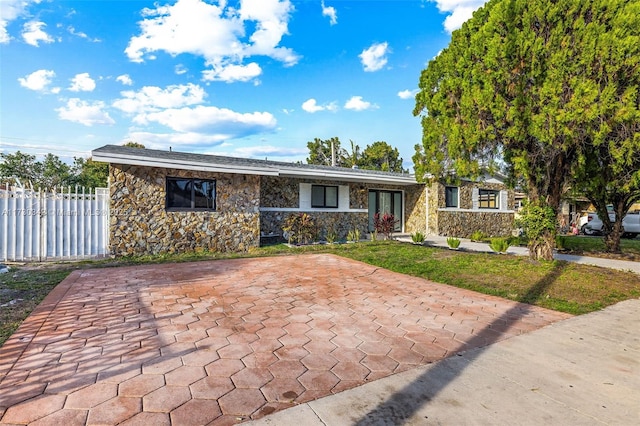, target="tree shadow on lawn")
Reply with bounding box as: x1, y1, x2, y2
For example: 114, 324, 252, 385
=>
354, 261, 568, 425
